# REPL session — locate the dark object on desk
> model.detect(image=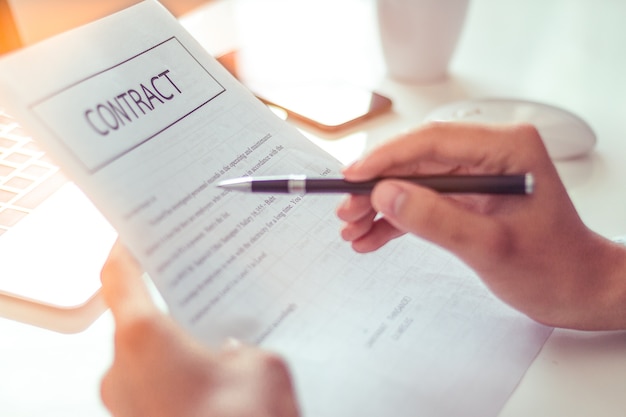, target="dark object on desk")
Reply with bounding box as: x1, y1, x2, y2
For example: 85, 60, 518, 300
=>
218, 174, 534, 195
217, 50, 393, 133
